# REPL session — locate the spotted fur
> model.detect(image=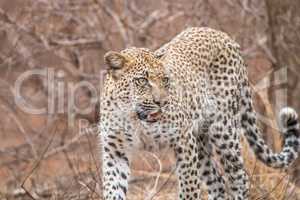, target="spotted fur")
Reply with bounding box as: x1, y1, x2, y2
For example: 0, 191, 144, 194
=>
99, 27, 300, 200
